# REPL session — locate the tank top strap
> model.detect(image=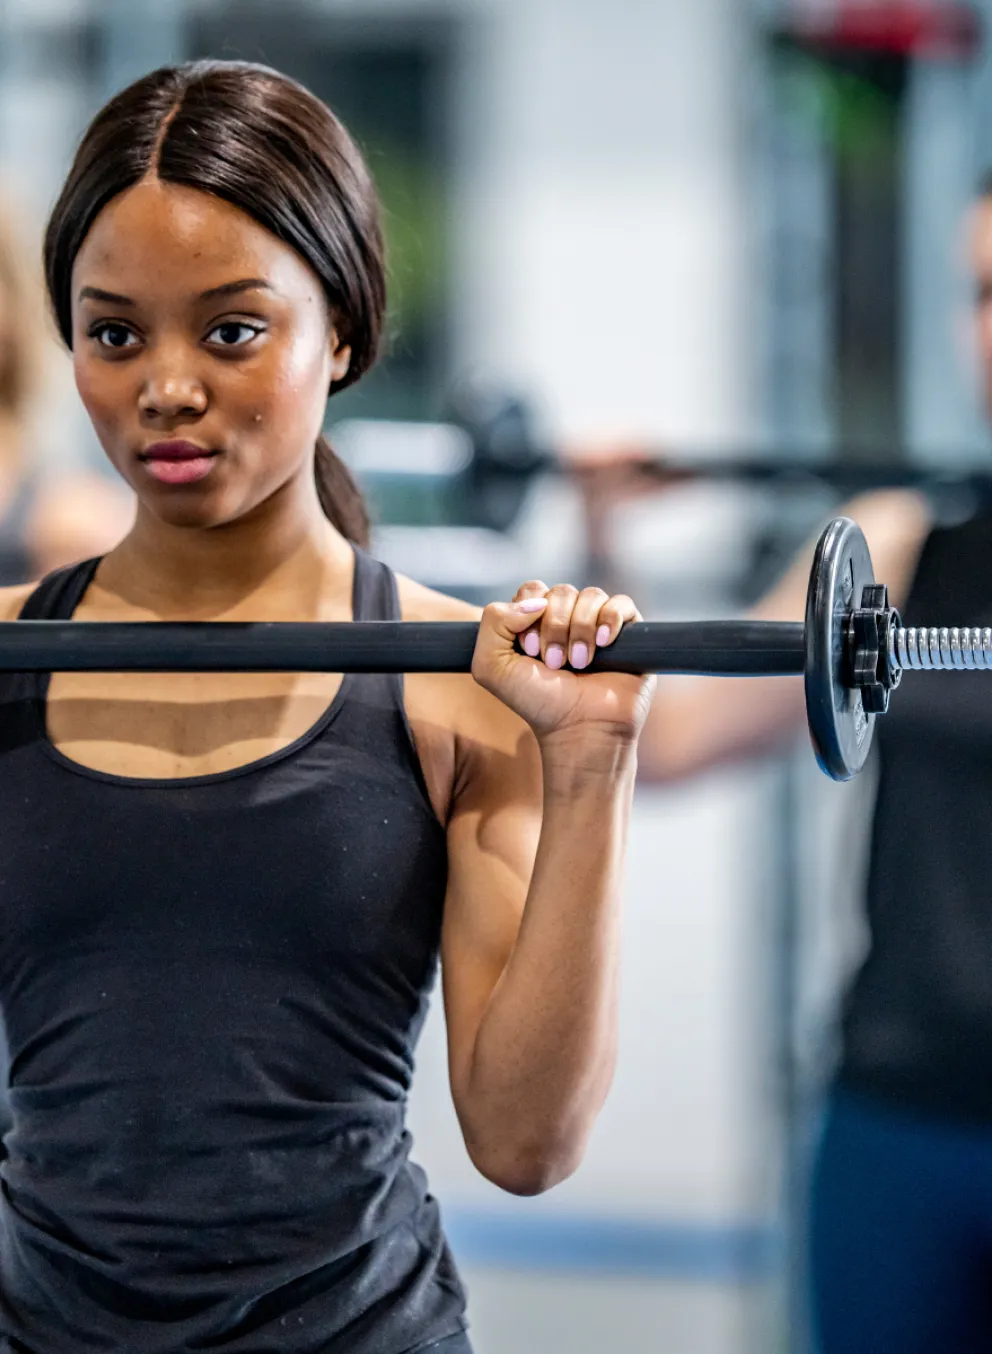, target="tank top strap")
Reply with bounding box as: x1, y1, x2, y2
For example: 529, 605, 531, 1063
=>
351, 546, 401, 622
0, 560, 97, 750
348, 545, 408, 711
345, 547, 436, 819
18, 558, 101, 620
